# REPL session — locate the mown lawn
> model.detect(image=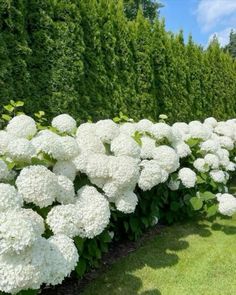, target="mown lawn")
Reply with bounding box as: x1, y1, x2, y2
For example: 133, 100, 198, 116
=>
82, 215, 236, 295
